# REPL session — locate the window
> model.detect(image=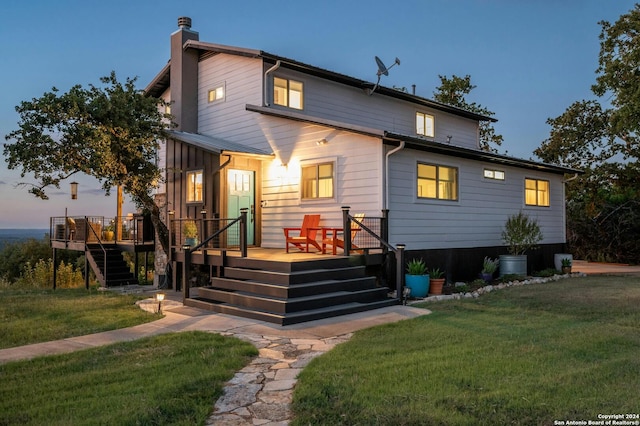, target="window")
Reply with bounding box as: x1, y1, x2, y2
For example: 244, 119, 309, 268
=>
208, 84, 225, 103
301, 162, 334, 199
274, 77, 303, 109
417, 163, 458, 200
186, 170, 203, 203
525, 178, 549, 206
416, 112, 435, 137
484, 168, 505, 180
